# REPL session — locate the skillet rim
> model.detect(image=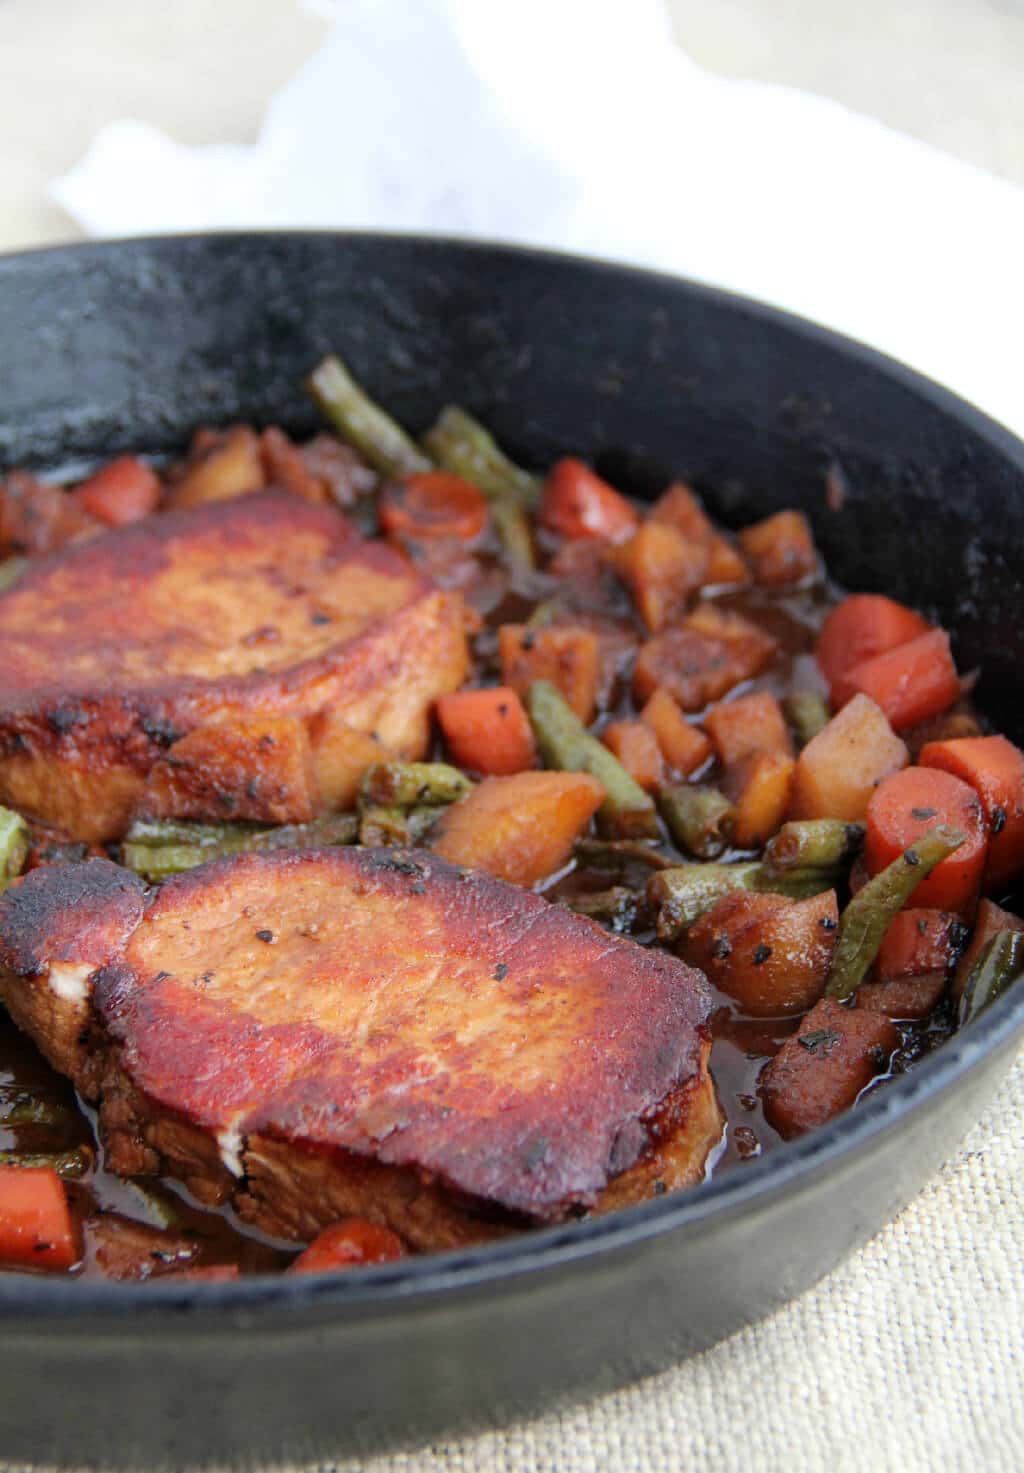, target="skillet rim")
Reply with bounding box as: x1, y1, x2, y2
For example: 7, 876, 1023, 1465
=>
0, 228, 1022, 1324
